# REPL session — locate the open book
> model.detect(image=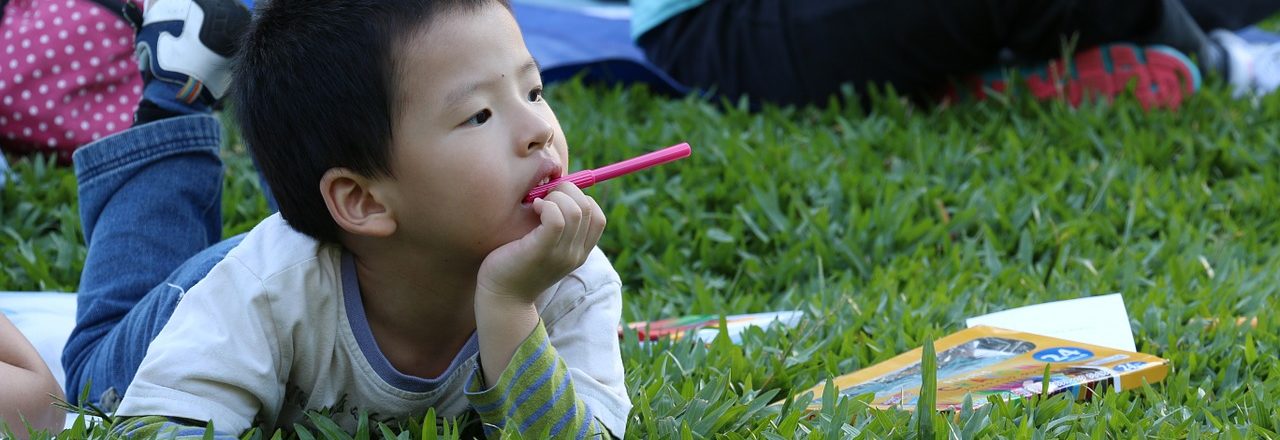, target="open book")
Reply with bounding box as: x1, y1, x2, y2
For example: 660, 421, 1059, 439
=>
801, 325, 1168, 410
